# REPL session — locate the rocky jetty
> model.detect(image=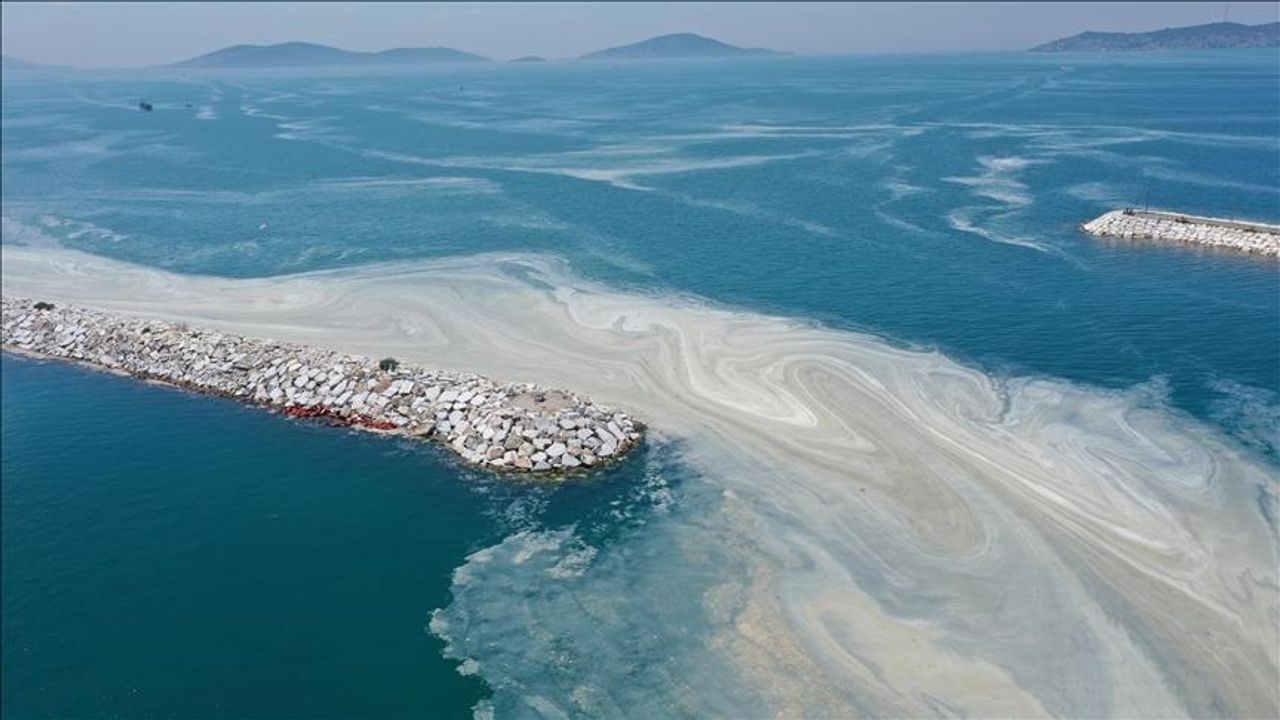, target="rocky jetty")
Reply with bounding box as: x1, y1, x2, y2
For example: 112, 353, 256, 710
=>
1082, 209, 1279, 258
1, 297, 642, 475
